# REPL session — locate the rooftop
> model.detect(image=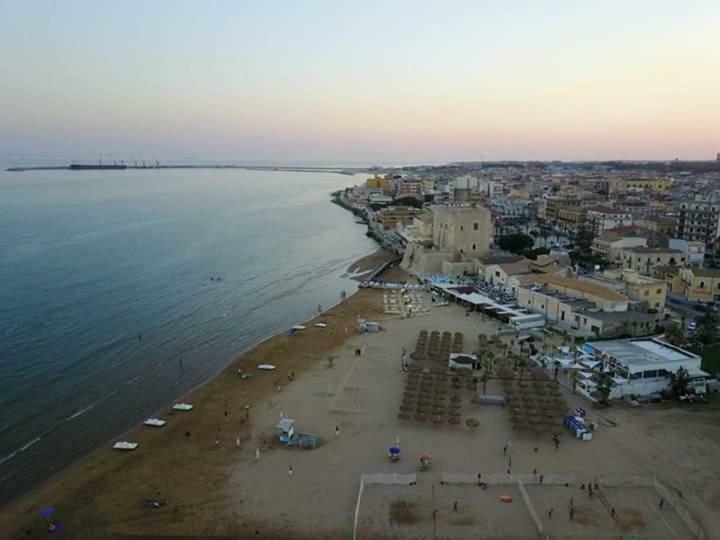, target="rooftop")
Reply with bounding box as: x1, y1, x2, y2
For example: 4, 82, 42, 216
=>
579, 310, 656, 323
586, 338, 701, 372
685, 267, 720, 278
524, 274, 628, 302
624, 247, 683, 255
